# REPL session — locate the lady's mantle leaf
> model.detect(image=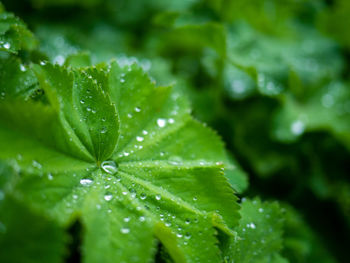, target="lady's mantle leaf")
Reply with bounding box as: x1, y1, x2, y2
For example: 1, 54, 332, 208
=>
0, 161, 67, 263
223, 198, 287, 263
0, 61, 240, 263
0, 8, 37, 53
